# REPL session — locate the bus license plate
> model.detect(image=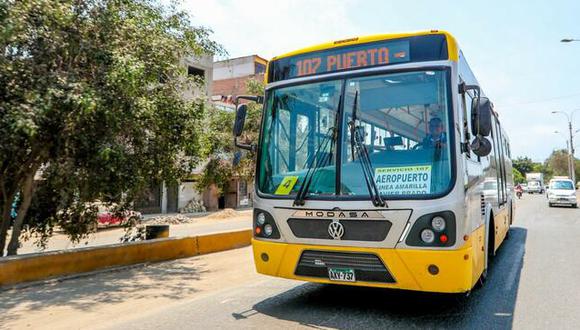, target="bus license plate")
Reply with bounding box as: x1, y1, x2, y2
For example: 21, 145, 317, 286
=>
328, 268, 356, 282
